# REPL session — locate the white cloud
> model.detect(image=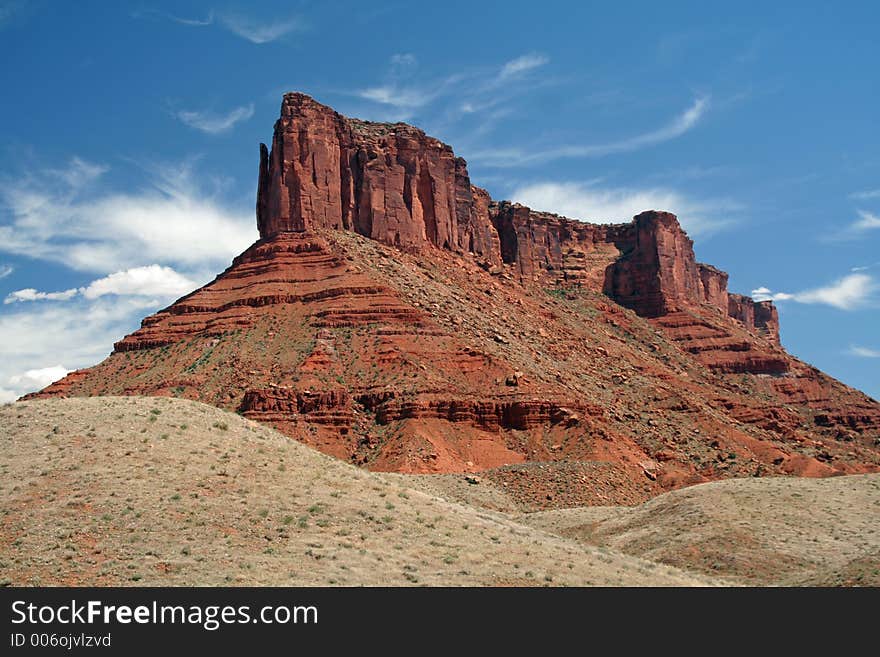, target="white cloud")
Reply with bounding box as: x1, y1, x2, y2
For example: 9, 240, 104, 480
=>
750, 286, 794, 302
511, 181, 736, 236
218, 14, 303, 43
0, 295, 160, 401
470, 96, 711, 167
82, 265, 195, 299
354, 54, 450, 117
0, 155, 250, 401
174, 103, 254, 134
5, 287, 79, 304
794, 274, 875, 309
849, 189, 880, 200
4, 265, 197, 305
352, 52, 547, 122
752, 273, 875, 310
133, 8, 215, 27
0, 264, 12, 279
0, 156, 257, 274
9, 365, 70, 390
134, 8, 304, 43
357, 86, 434, 110
848, 345, 880, 358
499, 53, 549, 79
851, 210, 880, 231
